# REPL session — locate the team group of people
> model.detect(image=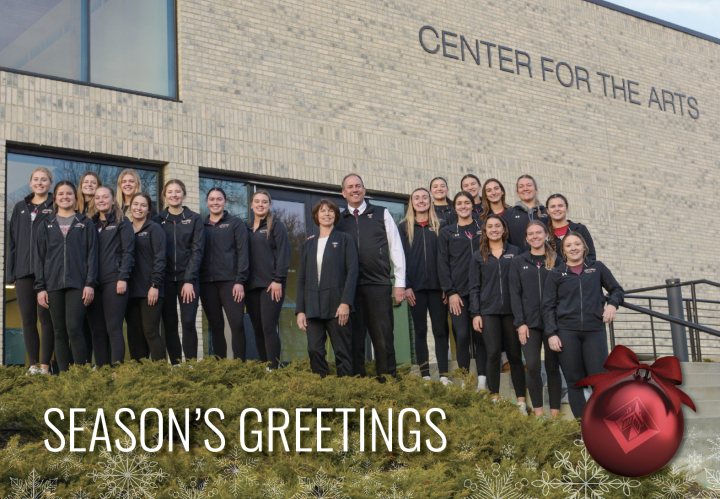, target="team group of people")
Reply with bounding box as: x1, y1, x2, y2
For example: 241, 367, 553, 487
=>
7, 168, 624, 419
